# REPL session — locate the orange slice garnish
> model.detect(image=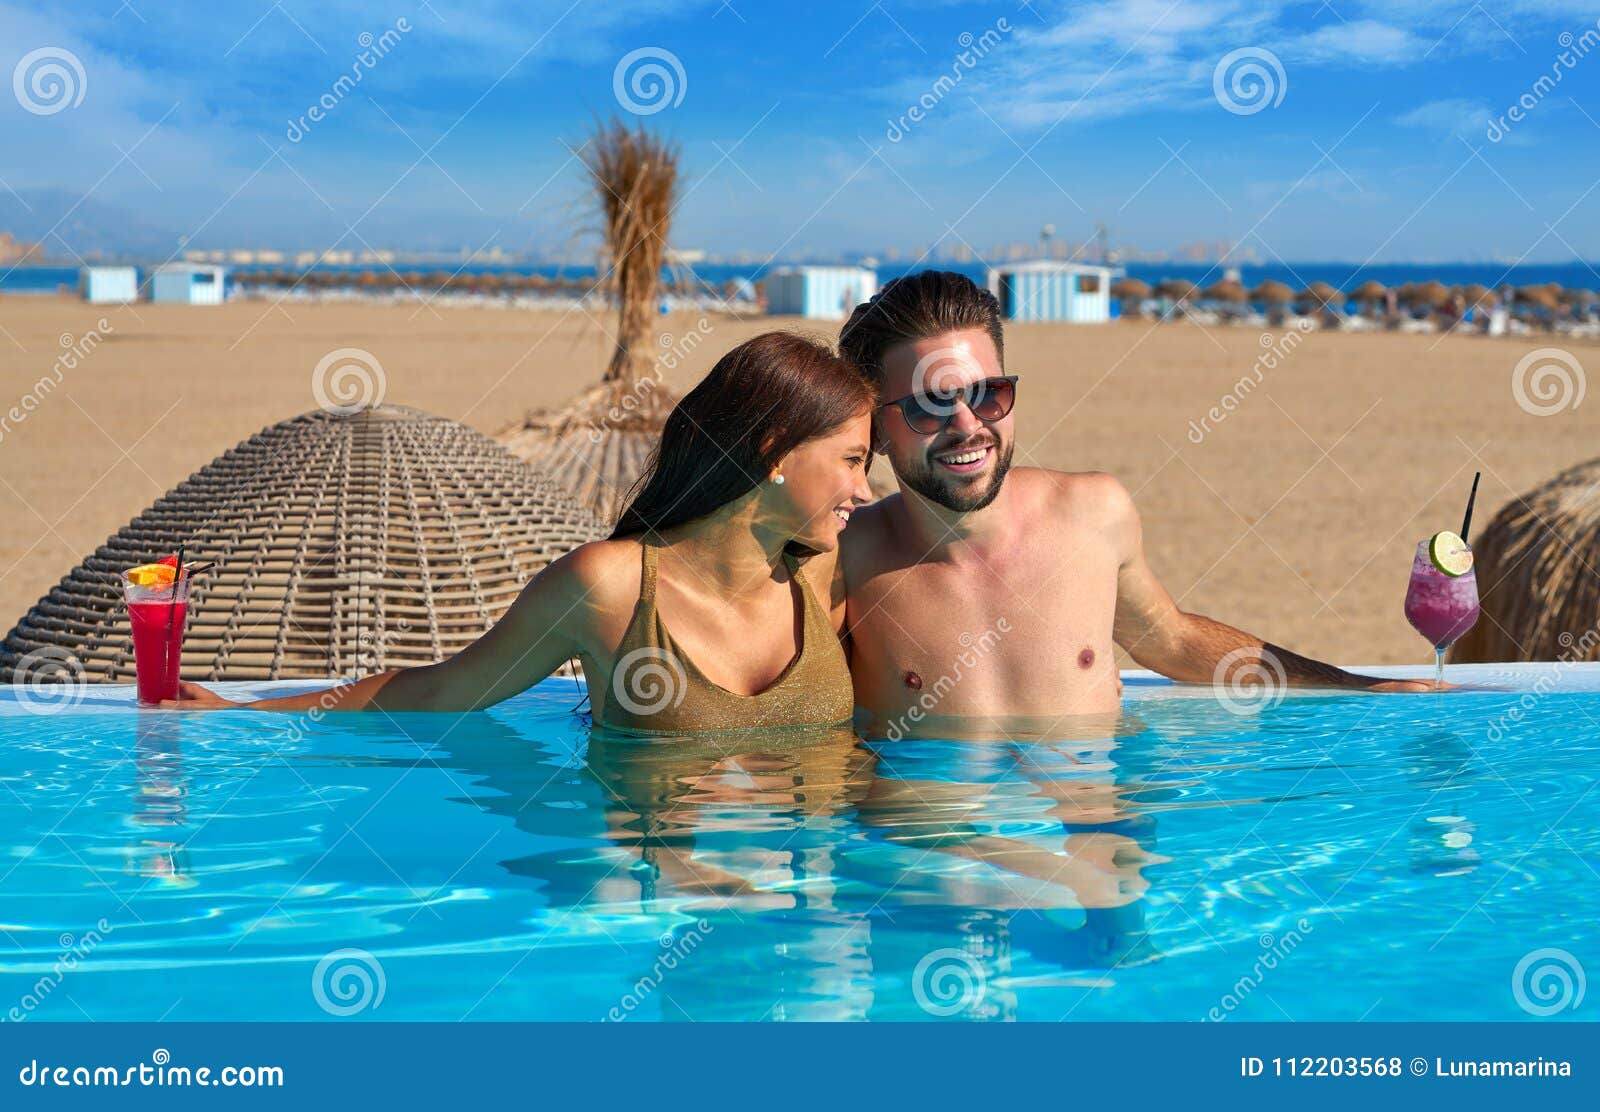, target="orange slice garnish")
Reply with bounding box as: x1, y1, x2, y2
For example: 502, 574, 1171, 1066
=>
126, 562, 177, 588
